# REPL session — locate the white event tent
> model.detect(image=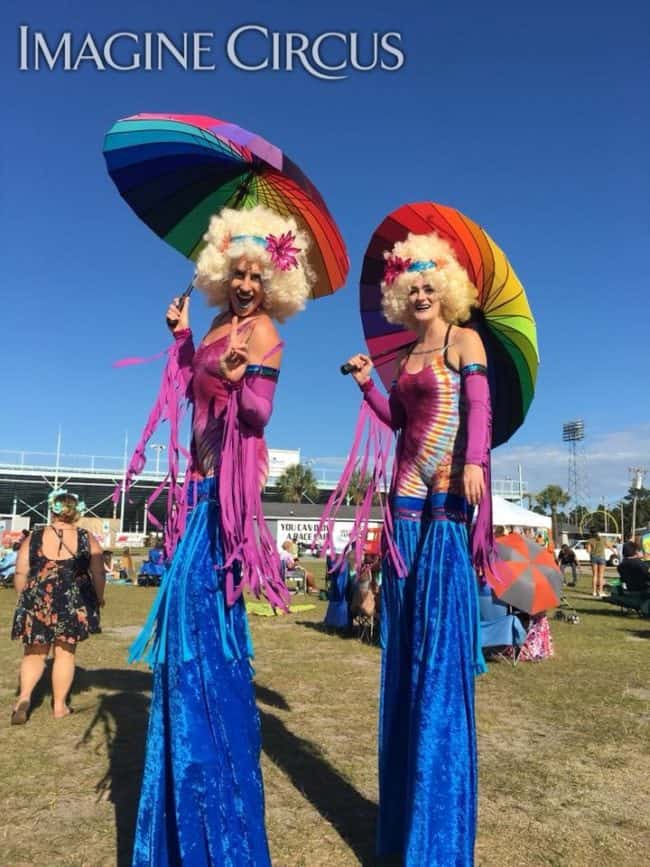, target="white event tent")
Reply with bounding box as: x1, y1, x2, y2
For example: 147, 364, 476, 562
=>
491, 495, 552, 529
